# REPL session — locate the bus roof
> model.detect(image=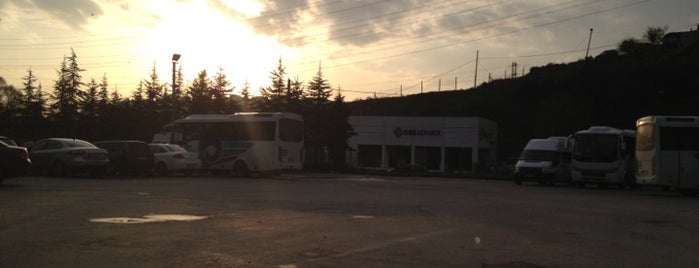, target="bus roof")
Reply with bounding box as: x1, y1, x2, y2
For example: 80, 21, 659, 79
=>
176, 112, 302, 123
576, 126, 635, 137
637, 115, 699, 126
